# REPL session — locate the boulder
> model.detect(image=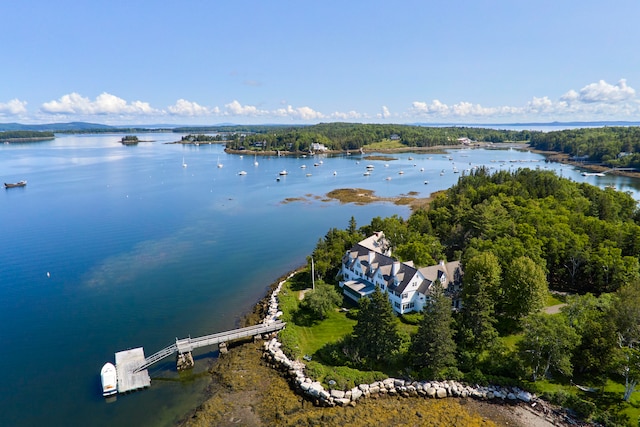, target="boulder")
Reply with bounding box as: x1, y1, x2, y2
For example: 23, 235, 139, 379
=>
330, 389, 345, 399
436, 388, 448, 399
426, 387, 437, 398
351, 387, 363, 401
